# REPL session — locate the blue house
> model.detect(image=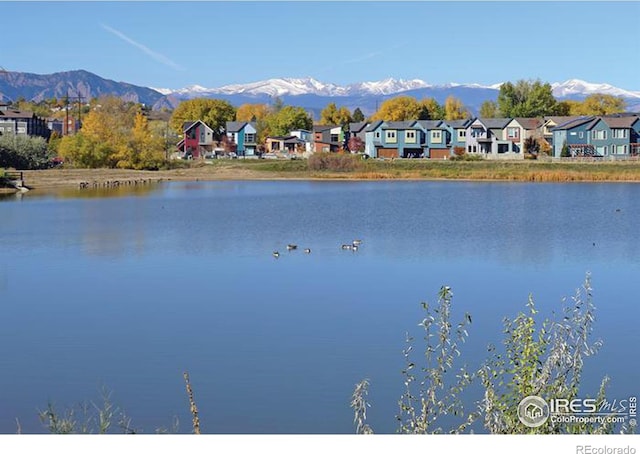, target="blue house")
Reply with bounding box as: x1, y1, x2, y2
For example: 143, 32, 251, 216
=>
586, 115, 640, 158
443, 118, 474, 154
551, 116, 595, 157
417, 120, 451, 159
364, 120, 426, 158
225, 121, 258, 156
